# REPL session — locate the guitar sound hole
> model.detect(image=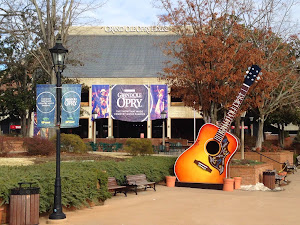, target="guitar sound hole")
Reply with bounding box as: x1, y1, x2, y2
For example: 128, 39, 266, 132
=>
206, 141, 220, 155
